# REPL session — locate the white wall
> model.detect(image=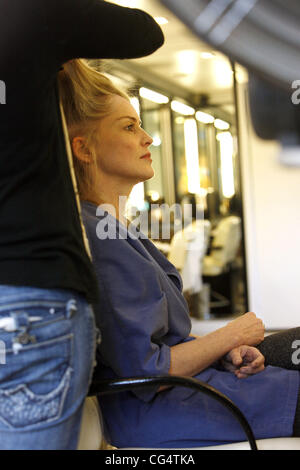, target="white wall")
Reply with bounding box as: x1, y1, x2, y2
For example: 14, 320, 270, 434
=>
238, 82, 300, 329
